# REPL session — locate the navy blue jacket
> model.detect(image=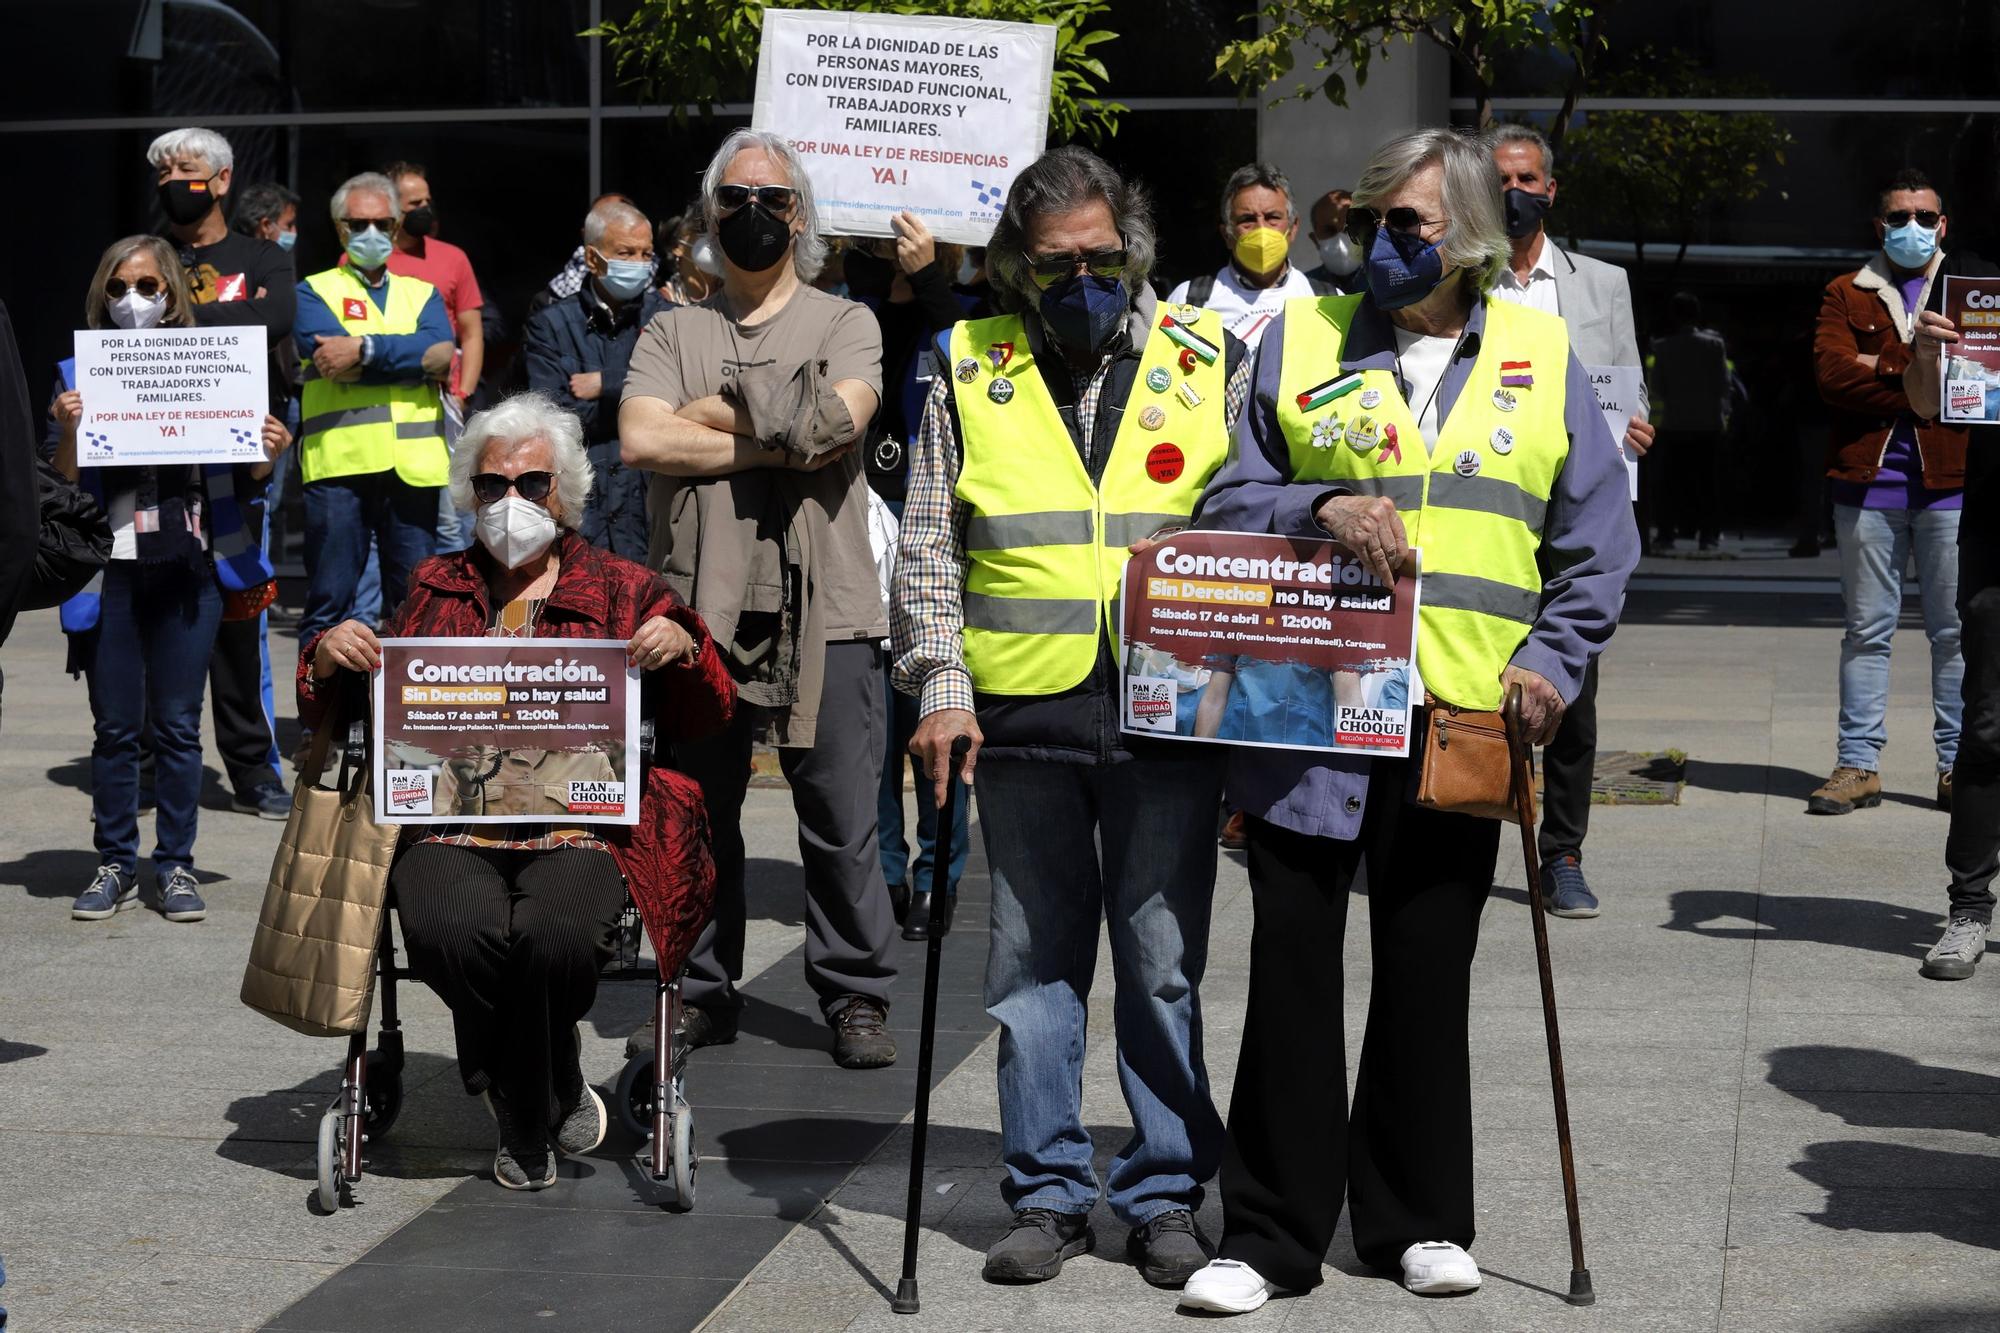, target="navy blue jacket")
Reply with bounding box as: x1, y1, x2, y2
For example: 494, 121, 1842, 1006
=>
523, 284, 672, 445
